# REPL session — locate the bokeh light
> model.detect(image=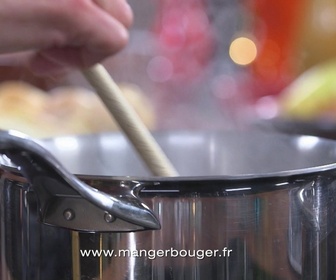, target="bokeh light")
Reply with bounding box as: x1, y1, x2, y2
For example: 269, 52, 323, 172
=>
229, 36, 257, 66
